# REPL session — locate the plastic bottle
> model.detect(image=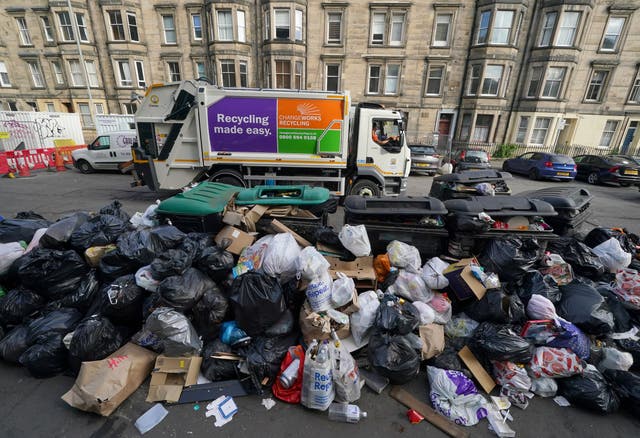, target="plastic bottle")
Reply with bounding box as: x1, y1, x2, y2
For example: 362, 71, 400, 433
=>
328, 403, 367, 423
316, 342, 329, 363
